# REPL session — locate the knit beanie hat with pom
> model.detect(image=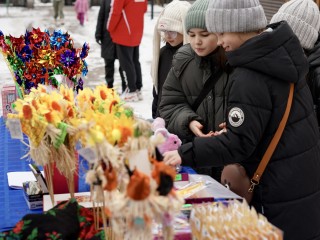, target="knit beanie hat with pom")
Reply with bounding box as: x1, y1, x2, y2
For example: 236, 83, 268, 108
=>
151, 0, 191, 93
185, 0, 209, 32
270, 0, 320, 50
